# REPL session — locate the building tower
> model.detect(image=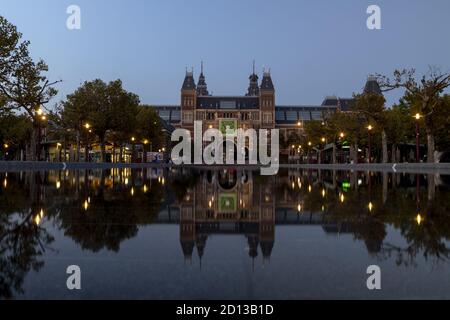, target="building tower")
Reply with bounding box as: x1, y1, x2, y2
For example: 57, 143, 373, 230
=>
364, 75, 382, 95
246, 61, 260, 96
196, 62, 209, 96
260, 69, 276, 129
181, 69, 197, 130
